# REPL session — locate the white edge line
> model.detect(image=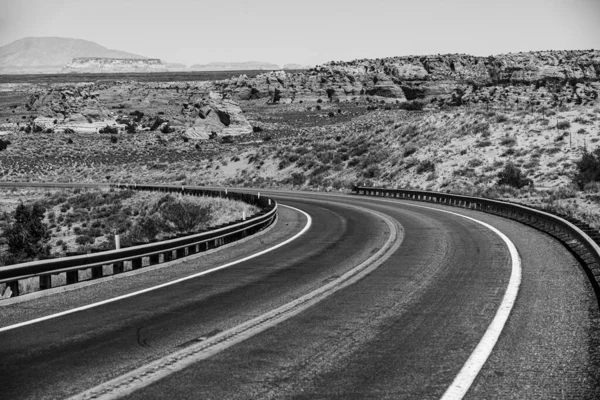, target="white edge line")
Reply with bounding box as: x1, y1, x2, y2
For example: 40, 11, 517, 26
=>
389, 201, 521, 400
0, 204, 312, 334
